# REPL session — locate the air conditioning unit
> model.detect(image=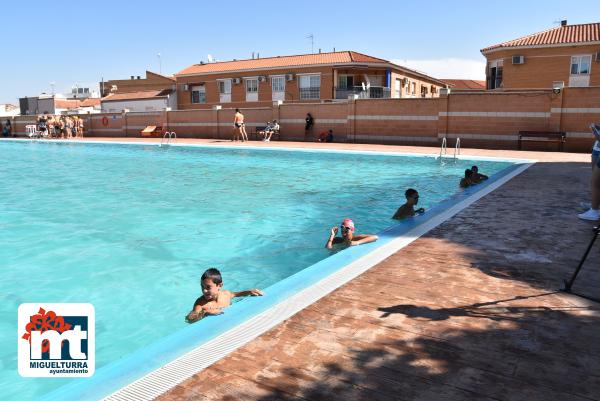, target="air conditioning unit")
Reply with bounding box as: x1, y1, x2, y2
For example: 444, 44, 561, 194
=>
258, 76, 267, 82
285, 74, 294, 81
402, 77, 409, 86
182, 84, 189, 91
233, 78, 241, 84
512, 55, 525, 65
